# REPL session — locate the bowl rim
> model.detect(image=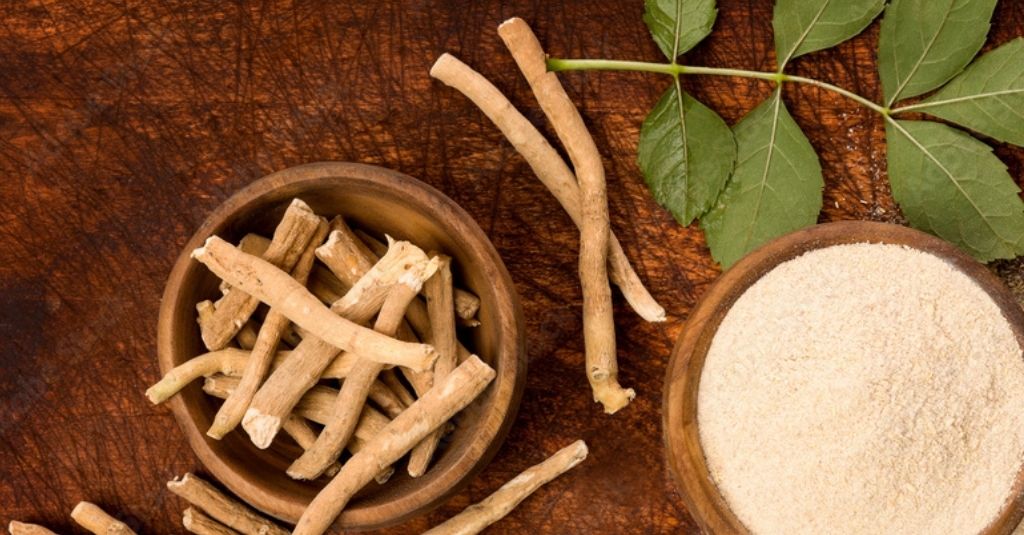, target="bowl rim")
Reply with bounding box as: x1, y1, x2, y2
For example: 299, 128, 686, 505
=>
663, 221, 1024, 535
156, 161, 527, 530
